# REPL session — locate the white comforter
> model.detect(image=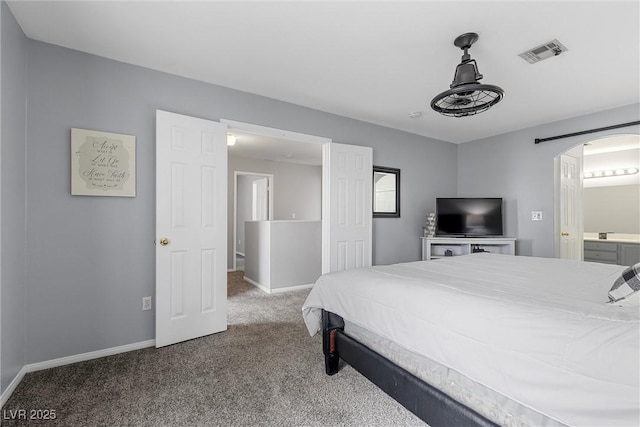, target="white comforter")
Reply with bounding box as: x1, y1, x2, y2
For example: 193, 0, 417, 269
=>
302, 254, 639, 426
